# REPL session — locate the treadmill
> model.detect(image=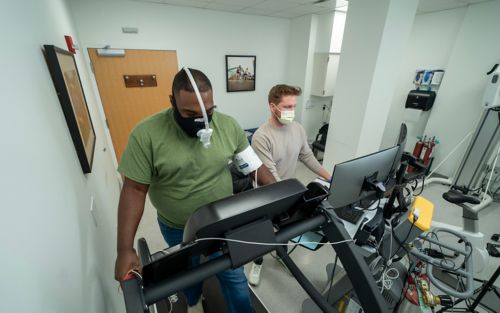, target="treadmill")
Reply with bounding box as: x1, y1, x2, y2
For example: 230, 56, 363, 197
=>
120, 179, 390, 313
